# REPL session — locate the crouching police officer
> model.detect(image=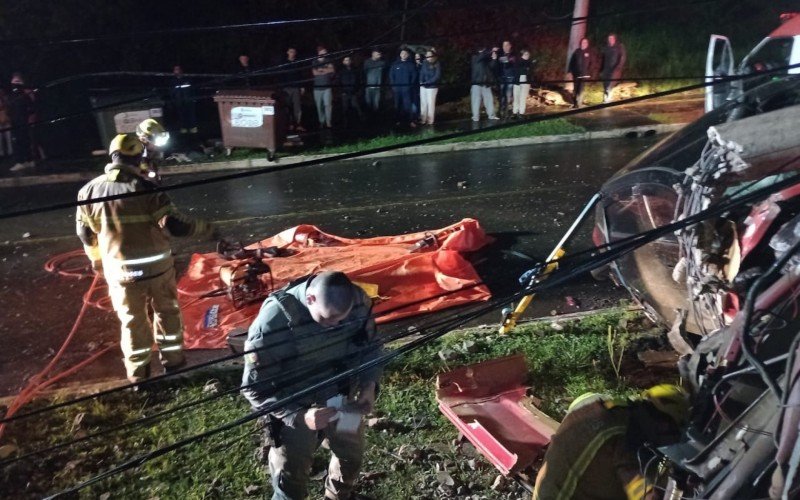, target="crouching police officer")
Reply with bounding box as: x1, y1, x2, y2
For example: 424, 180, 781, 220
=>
534, 384, 690, 500
76, 134, 215, 383
241, 271, 384, 500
